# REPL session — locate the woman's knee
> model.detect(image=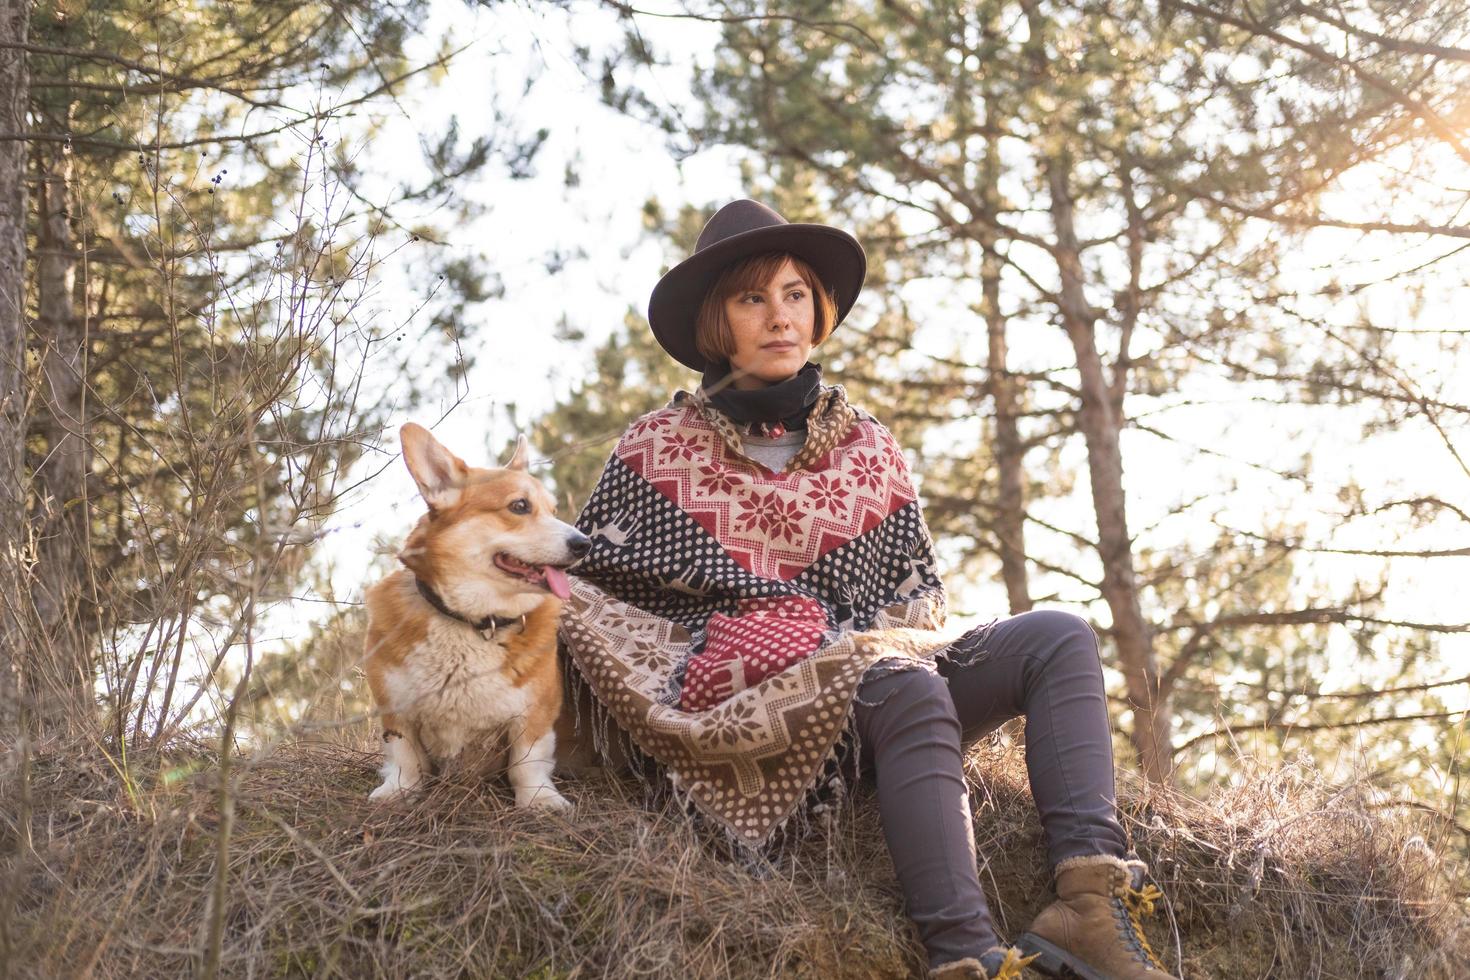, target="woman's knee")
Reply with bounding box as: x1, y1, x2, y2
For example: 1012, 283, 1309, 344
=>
1022, 609, 1093, 639
1024, 610, 1098, 652
1004, 610, 1103, 683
